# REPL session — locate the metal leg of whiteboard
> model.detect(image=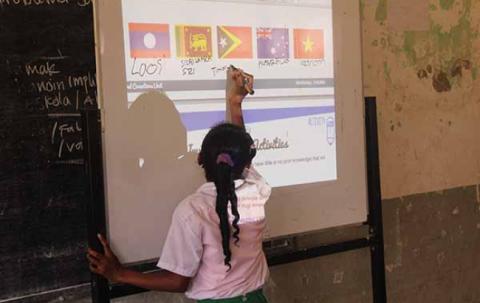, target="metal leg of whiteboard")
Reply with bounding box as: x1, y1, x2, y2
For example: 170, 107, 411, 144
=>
365, 96, 388, 303
82, 109, 110, 303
